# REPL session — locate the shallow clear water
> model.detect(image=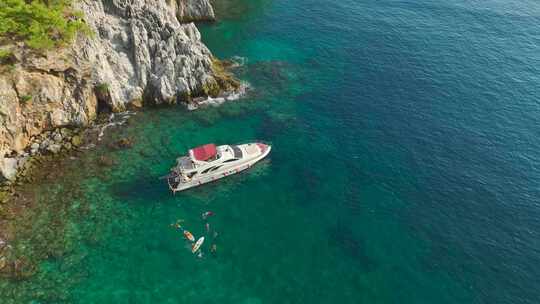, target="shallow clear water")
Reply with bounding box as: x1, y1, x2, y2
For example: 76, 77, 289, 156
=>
5, 0, 540, 303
